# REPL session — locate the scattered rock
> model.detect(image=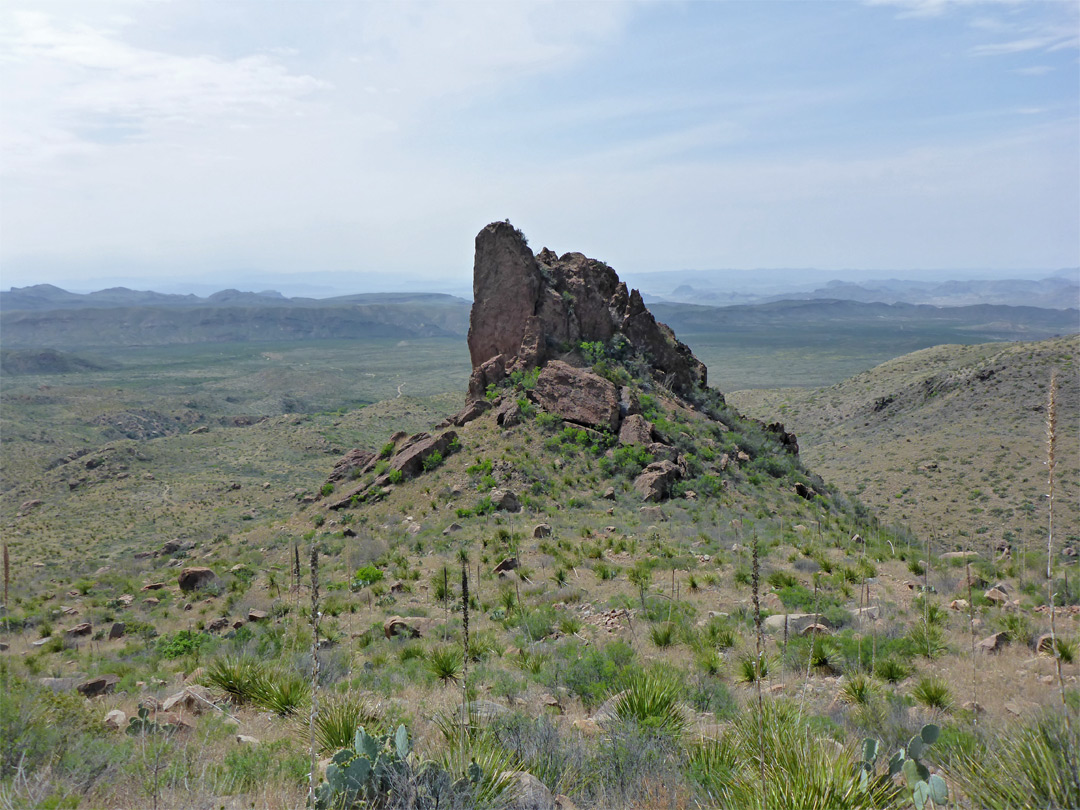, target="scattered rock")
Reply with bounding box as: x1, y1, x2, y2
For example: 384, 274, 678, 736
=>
503, 771, 557, 810
976, 631, 1009, 654
490, 489, 521, 512
533, 524, 552, 538
141, 582, 166, 591
162, 685, 213, 715
77, 674, 120, 697
443, 523, 463, 535
237, 735, 260, 745
949, 599, 970, 611
493, 557, 519, 575
763, 614, 830, 636
178, 567, 217, 592
983, 587, 1008, 605
639, 505, 664, 521
383, 616, 425, 639
793, 482, 817, 500
65, 622, 92, 638
449, 399, 491, 427
247, 609, 268, 622
108, 622, 126, 640
327, 448, 378, 483
602, 487, 616, 500
633, 460, 682, 502
103, 709, 127, 730
207, 617, 230, 632
495, 398, 523, 428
